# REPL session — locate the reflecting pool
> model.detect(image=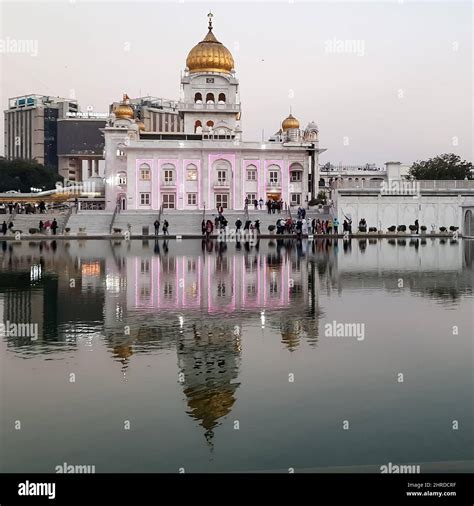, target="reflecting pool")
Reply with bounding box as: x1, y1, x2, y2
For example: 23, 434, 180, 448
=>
0, 238, 473, 473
